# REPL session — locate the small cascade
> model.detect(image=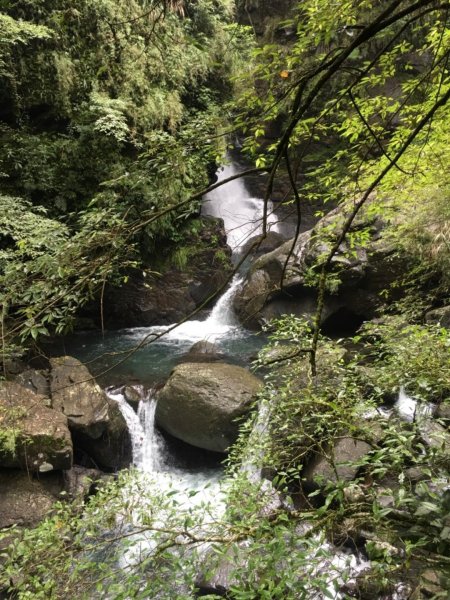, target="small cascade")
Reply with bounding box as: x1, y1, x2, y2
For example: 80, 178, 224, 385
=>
136, 398, 166, 472
202, 159, 279, 256
205, 274, 242, 328
395, 386, 434, 422
107, 389, 146, 466
149, 274, 244, 343
108, 388, 166, 472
